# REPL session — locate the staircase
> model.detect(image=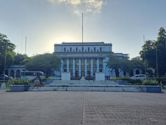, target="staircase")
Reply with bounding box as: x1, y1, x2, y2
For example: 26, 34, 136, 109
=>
29, 80, 161, 93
